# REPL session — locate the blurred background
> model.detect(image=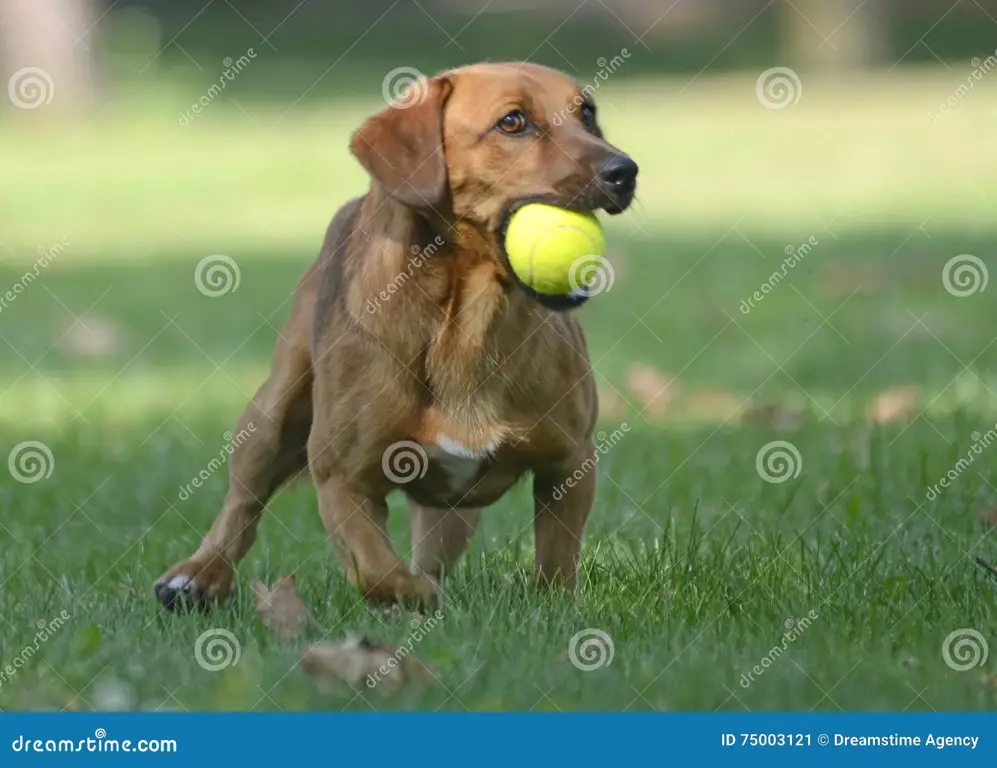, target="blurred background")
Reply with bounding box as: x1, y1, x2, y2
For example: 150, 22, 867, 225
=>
1, 0, 996, 429
3, 0, 997, 711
